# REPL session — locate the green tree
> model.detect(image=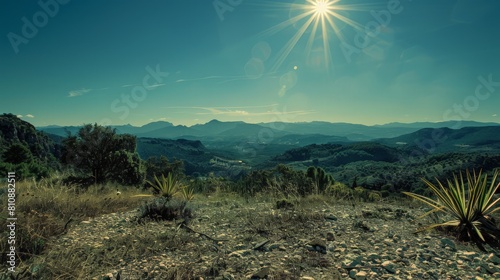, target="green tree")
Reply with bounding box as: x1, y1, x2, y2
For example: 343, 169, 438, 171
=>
2, 143, 32, 164
145, 155, 185, 183
62, 124, 145, 185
